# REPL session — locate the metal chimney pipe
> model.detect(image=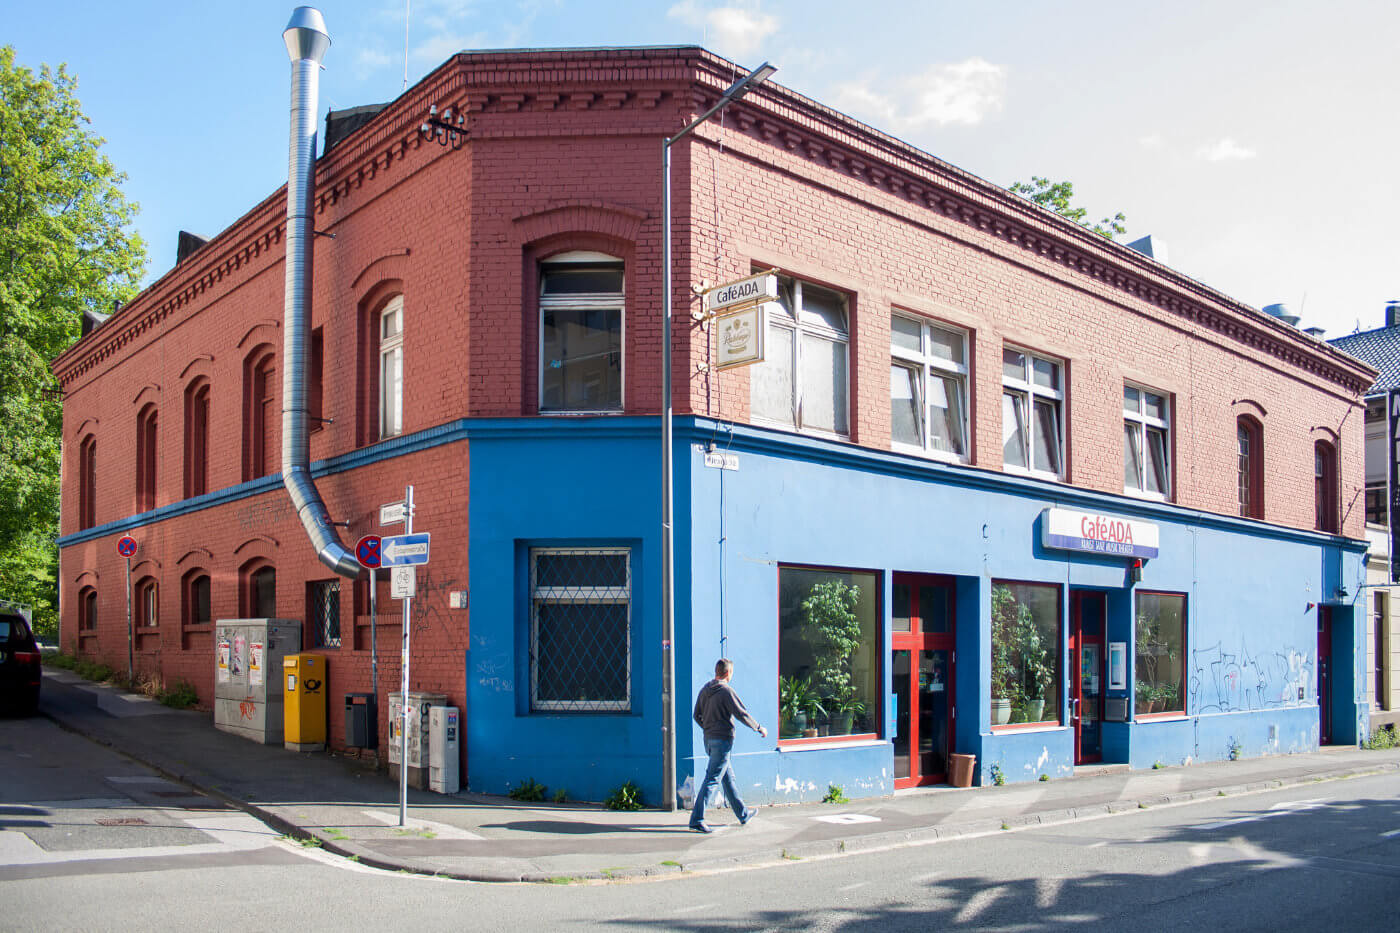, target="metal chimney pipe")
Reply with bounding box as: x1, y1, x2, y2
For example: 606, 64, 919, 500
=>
281, 7, 358, 578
